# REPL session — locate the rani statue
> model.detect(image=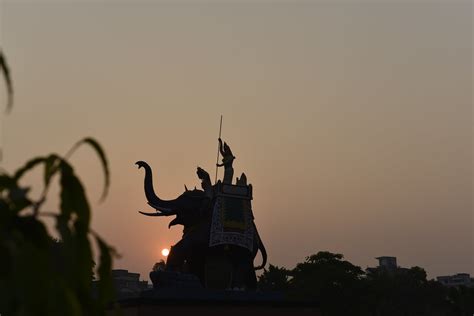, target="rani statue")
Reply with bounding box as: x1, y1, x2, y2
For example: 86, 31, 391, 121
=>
216, 138, 235, 184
